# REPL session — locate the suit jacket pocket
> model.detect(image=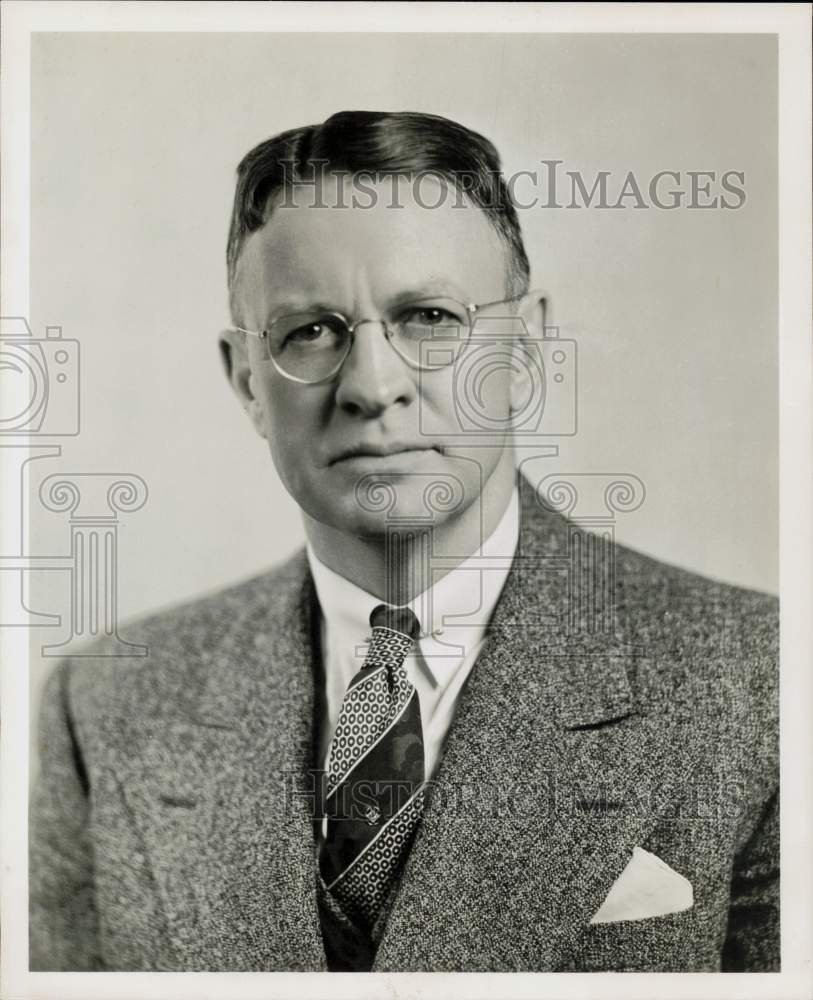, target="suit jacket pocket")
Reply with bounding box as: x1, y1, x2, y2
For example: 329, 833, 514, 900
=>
573, 908, 718, 972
